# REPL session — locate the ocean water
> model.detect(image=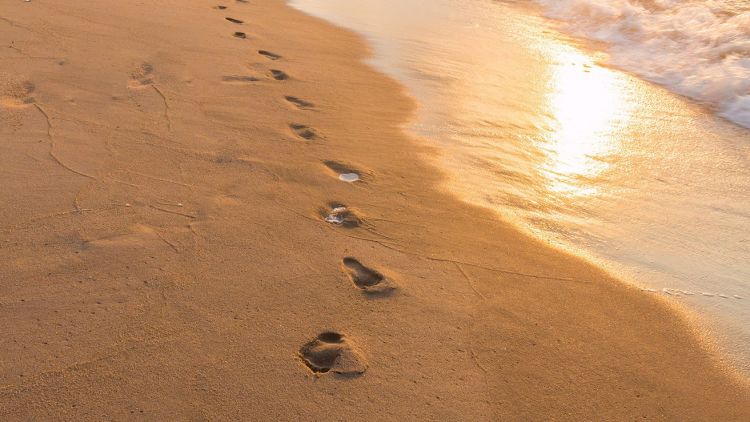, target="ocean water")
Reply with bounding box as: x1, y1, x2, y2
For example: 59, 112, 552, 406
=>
289, 0, 750, 374
534, 0, 750, 129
